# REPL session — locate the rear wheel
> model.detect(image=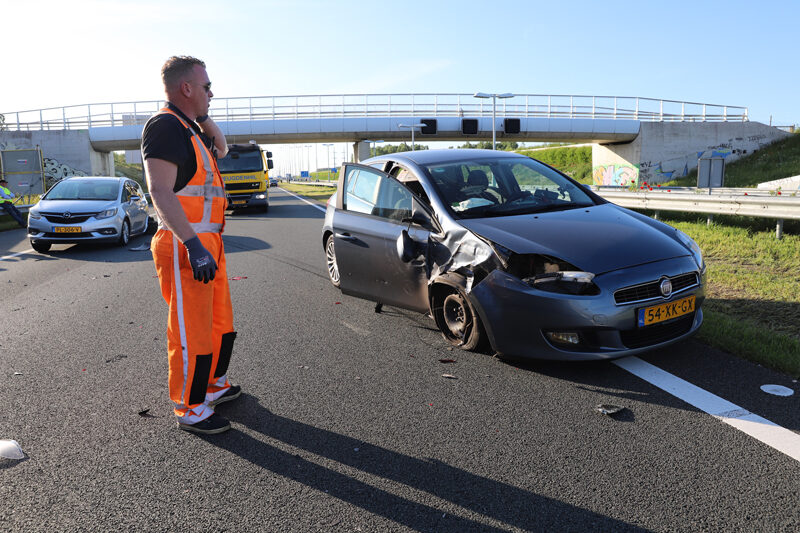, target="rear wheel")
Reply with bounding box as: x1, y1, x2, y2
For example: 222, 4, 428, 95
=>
31, 240, 51, 253
432, 286, 485, 350
325, 234, 340, 287
118, 219, 130, 246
